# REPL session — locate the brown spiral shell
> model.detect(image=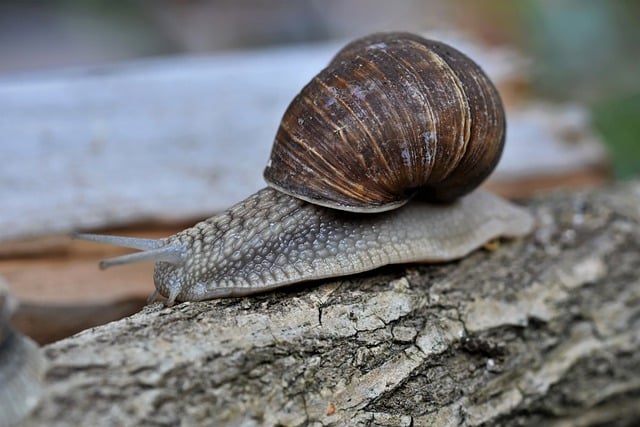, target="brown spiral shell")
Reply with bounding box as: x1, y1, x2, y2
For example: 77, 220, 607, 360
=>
263, 32, 506, 212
